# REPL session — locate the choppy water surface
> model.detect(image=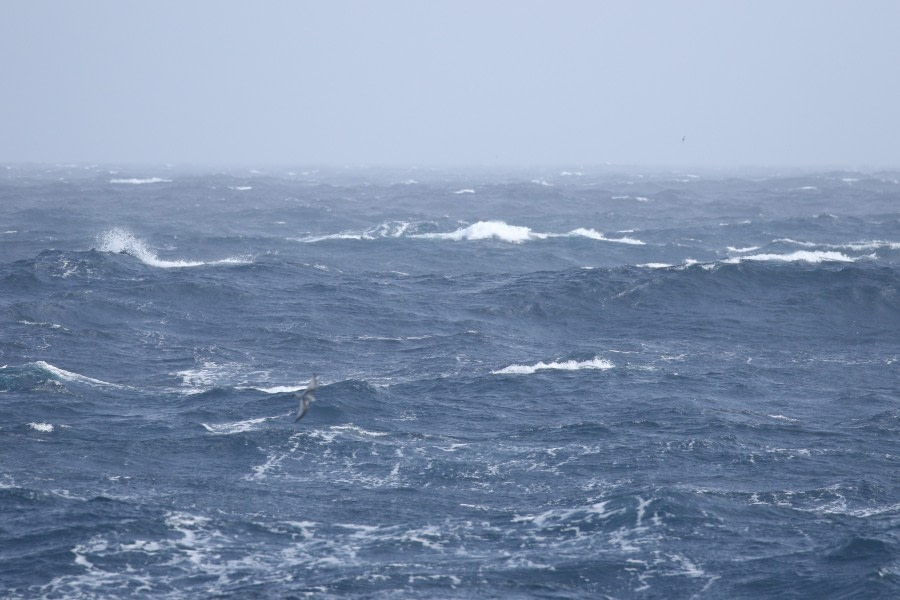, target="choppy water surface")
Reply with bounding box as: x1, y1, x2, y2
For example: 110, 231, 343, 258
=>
2, 166, 899, 598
